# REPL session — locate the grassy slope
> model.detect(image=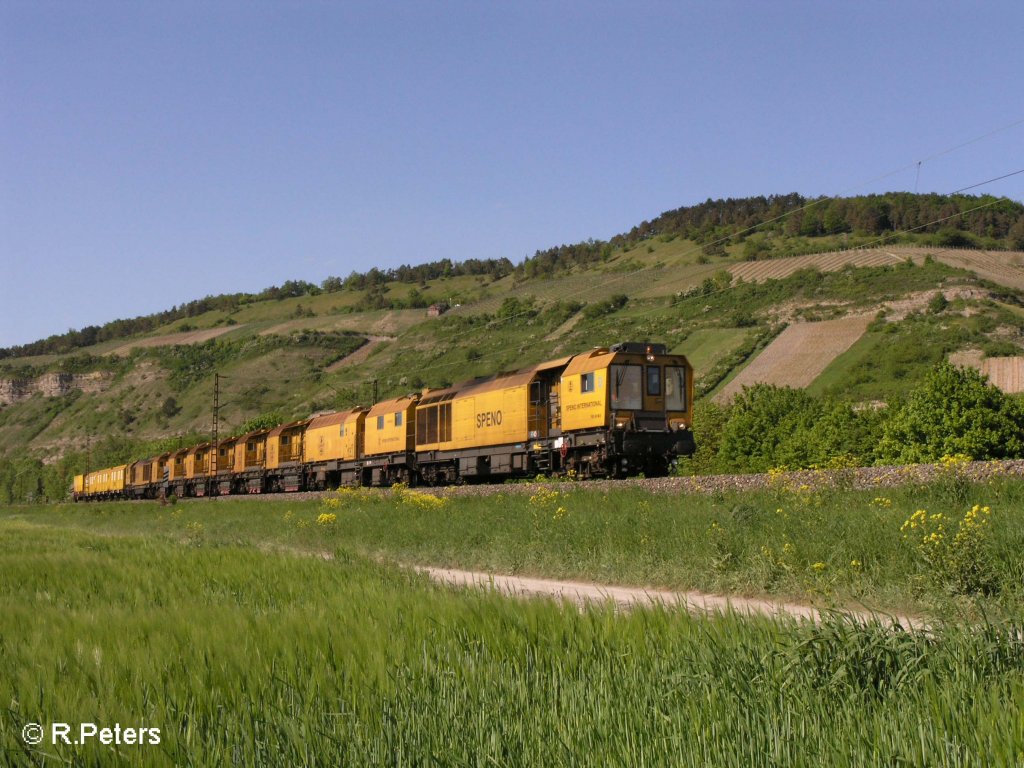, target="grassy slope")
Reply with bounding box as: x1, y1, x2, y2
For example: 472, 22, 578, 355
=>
2, 238, 1024, 460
